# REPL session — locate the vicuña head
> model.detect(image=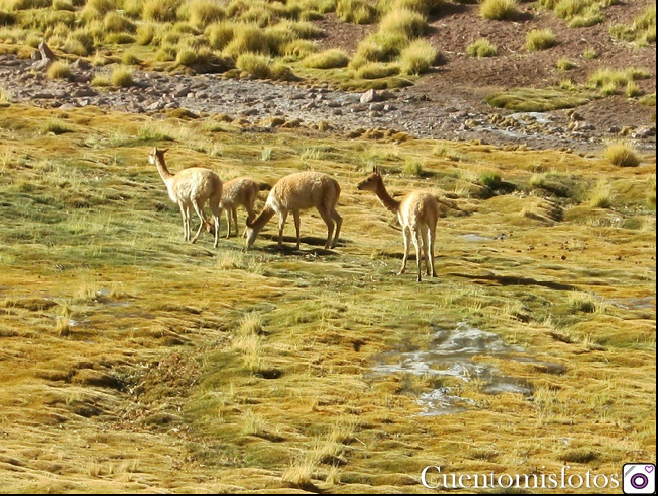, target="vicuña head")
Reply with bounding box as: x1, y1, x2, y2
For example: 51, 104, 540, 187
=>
357, 166, 440, 281
245, 171, 342, 251
149, 146, 223, 248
